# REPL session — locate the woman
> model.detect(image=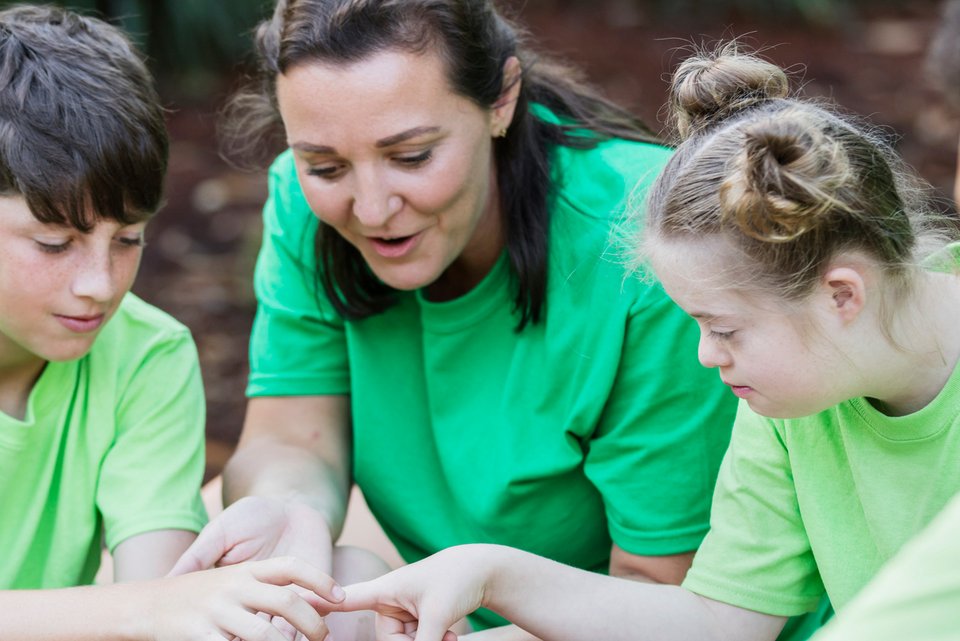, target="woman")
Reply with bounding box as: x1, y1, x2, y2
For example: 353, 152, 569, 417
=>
173, 2, 736, 638
329, 44, 960, 641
